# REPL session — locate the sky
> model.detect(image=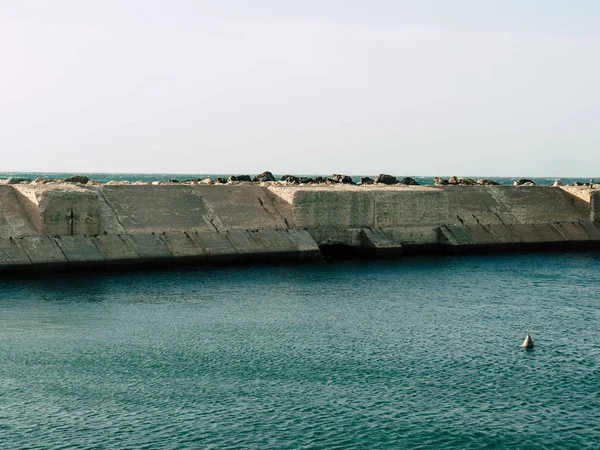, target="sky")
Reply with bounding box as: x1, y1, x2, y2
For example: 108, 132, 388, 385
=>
1, 1, 599, 176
